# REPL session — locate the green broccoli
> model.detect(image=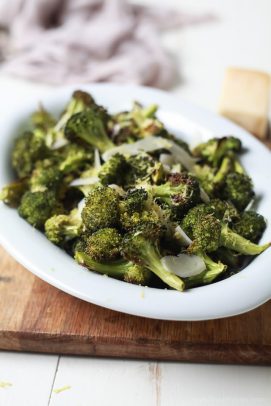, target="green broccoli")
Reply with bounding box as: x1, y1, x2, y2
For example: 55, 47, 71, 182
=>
75, 251, 151, 285
124, 153, 159, 187
121, 223, 185, 291
0, 179, 28, 208
81, 185, 120, 232
192, 136, 242, 167
223, 172, 255, 210
18, 191, 62, 229
182, 204, 270, 256
64, 109, 114, 153
232, 211, 266, 242
98, 153, 128, 186
31, 105, 56, 131
83, 228, 122, 261
148, 172, 201, 219
45, 208, 82, 245
29, 159, 63, 193
119, 188, 161, 230
46, 90, 95, 147
56, 143, 93, 174
12, 130, 48, 178
185, 253, 227, 288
